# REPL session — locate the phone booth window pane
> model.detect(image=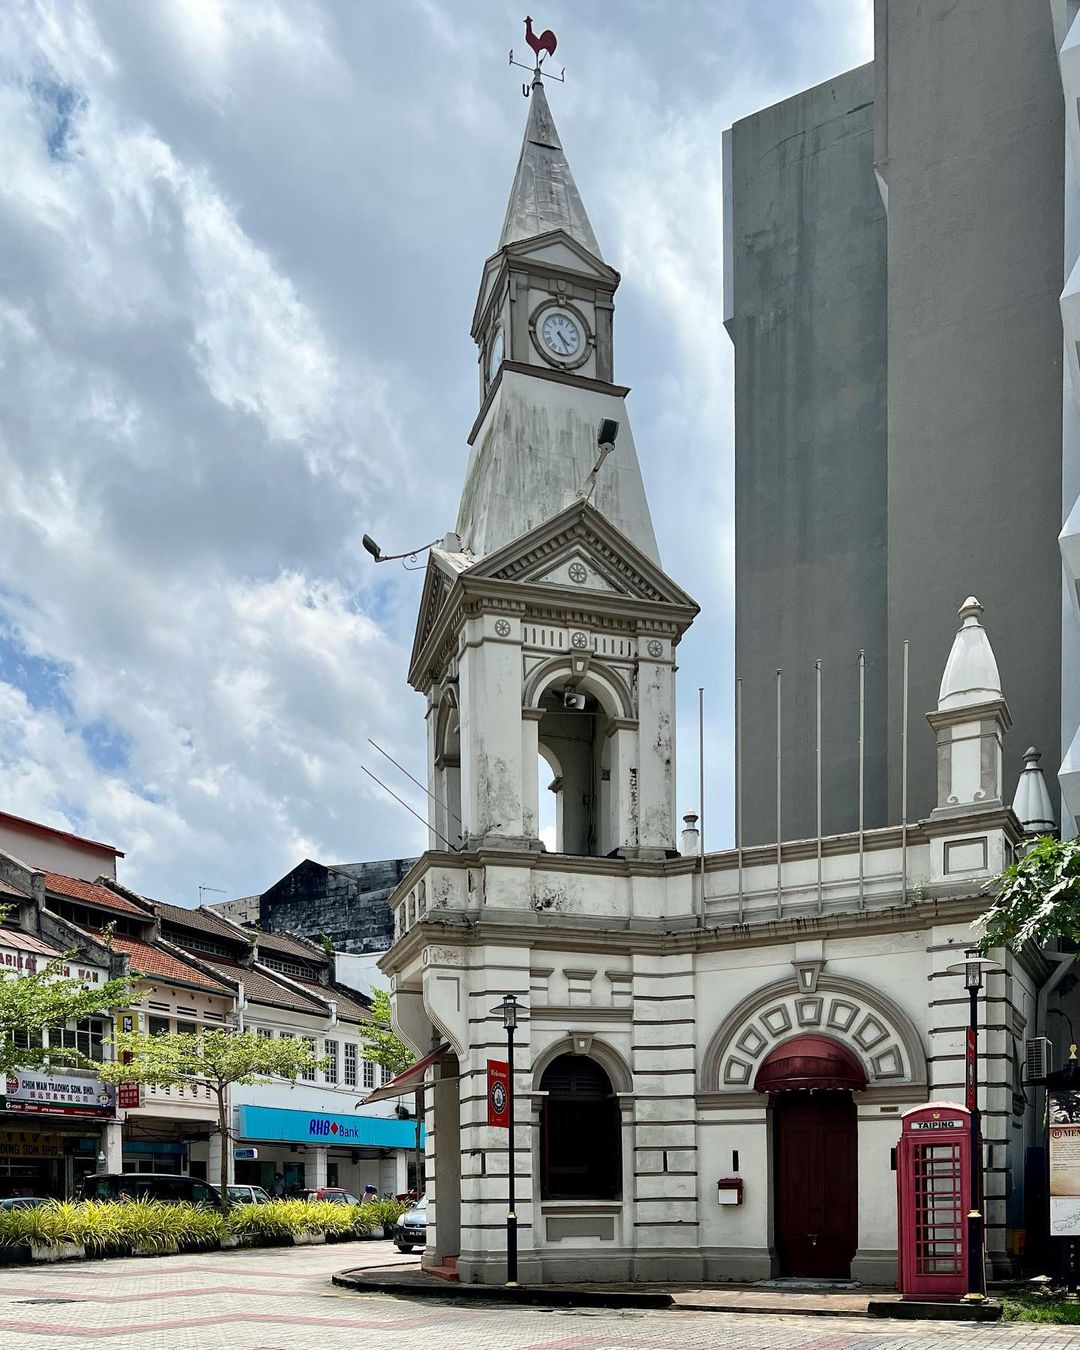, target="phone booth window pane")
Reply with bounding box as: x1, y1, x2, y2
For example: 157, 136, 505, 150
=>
913, 1142, 963, 1275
